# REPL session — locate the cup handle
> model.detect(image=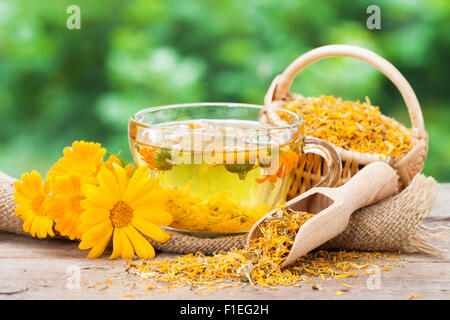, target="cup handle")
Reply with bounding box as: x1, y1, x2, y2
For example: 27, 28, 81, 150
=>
301, 136, 342, 187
